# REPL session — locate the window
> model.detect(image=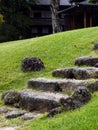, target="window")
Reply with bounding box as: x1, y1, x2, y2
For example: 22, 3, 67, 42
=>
42, 11, 51, 18
61, 13, 65, 18
32, 27, 37, 33
42, 27, 49, 33
30, 11, 42, 18
34, 11, 41, 18
30, 11, 34, 18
